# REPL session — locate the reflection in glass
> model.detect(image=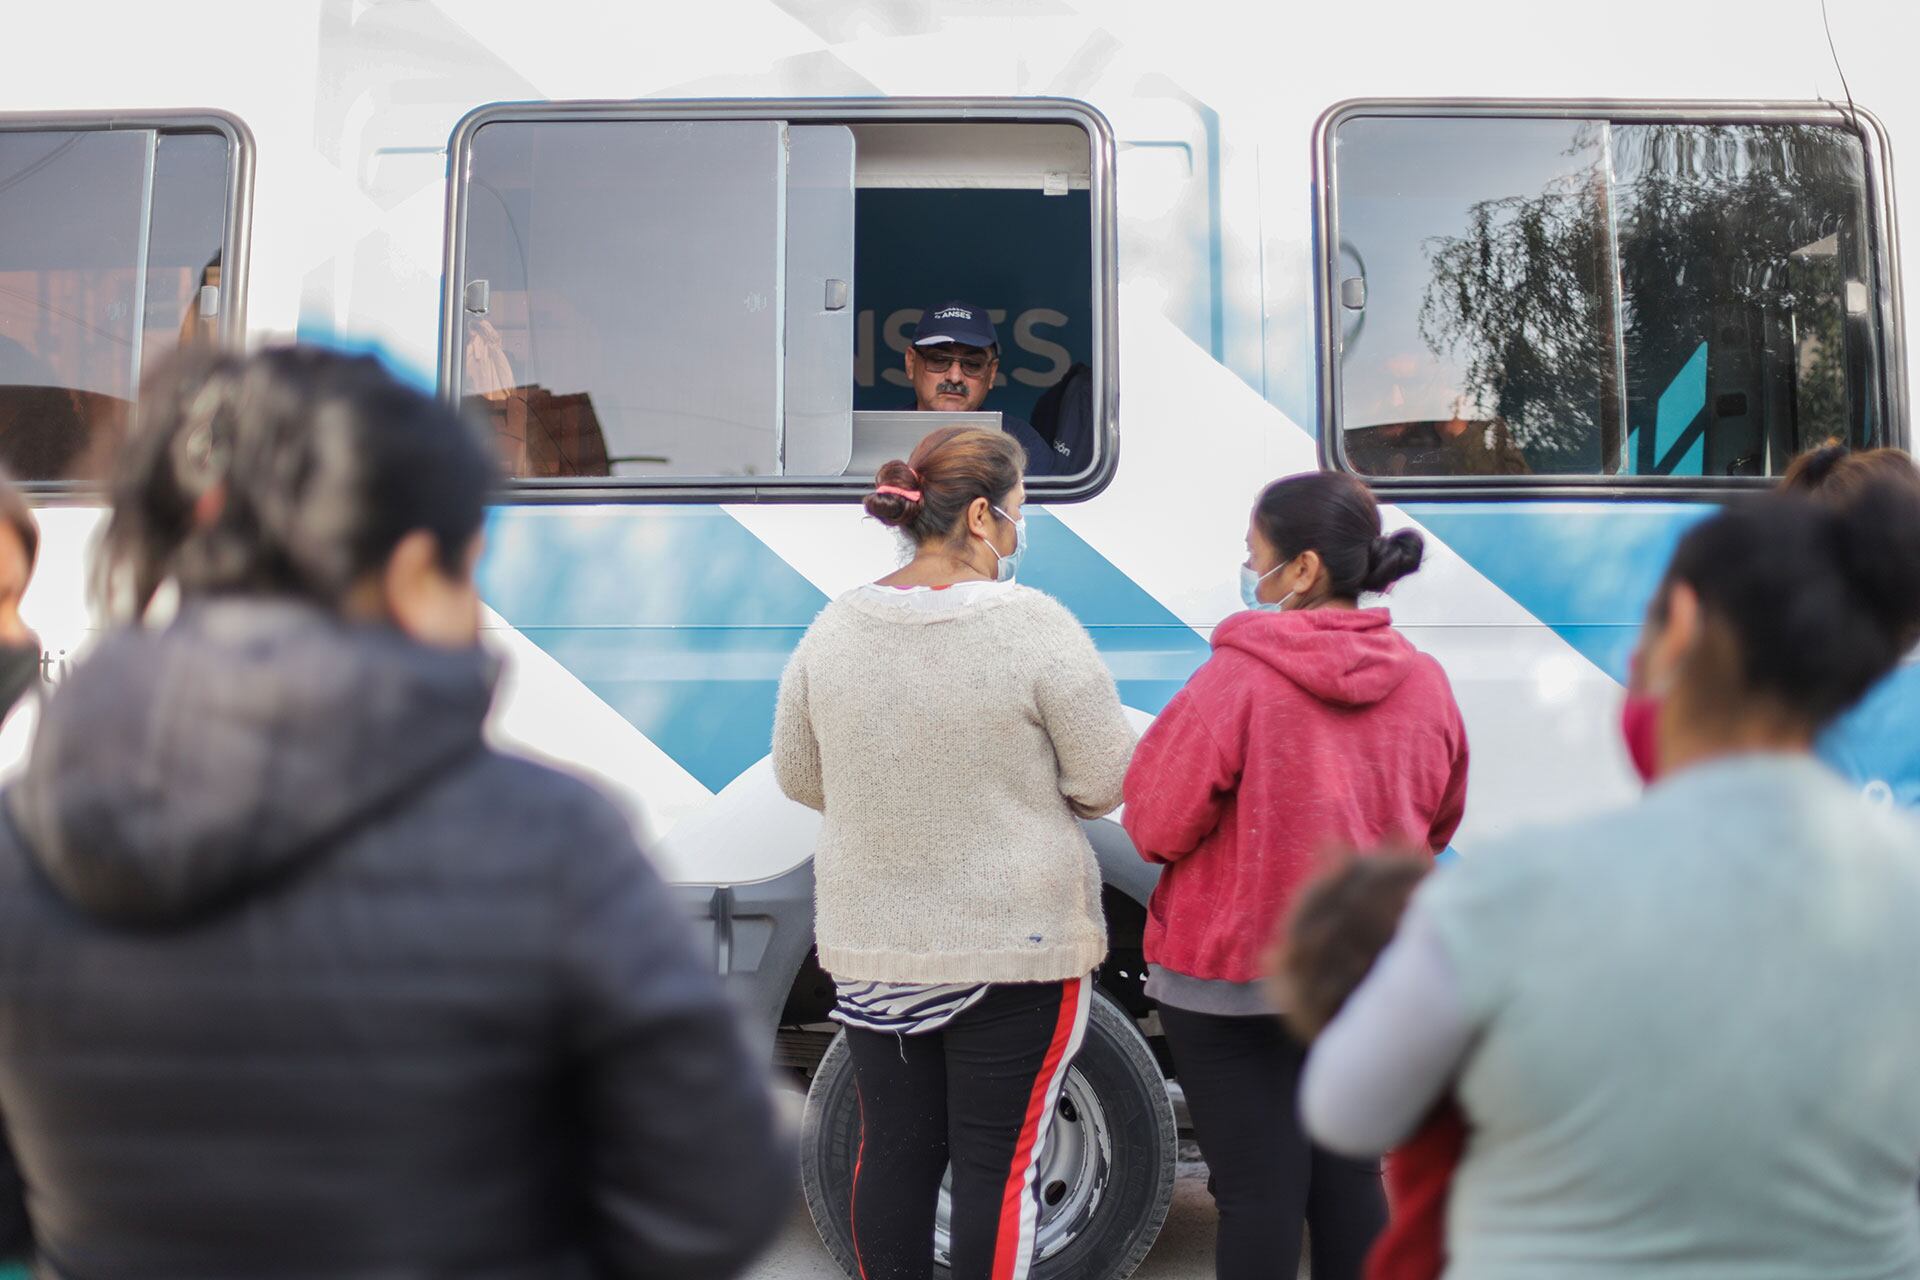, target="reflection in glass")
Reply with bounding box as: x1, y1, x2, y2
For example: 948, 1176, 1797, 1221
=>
143, 131, 230, 373
460, 120, 791, 481
1333, 115, 1883, 480
0, 130, 149, 481
1612, 123, 1874, 476
1335, 117, 1616, 477
0, 127, 230, 483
